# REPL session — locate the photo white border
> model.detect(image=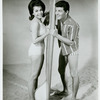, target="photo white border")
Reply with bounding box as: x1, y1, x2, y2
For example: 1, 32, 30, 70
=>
0, 0, 99, 100
0, 0, 3, 100
98, 0, 100, 100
